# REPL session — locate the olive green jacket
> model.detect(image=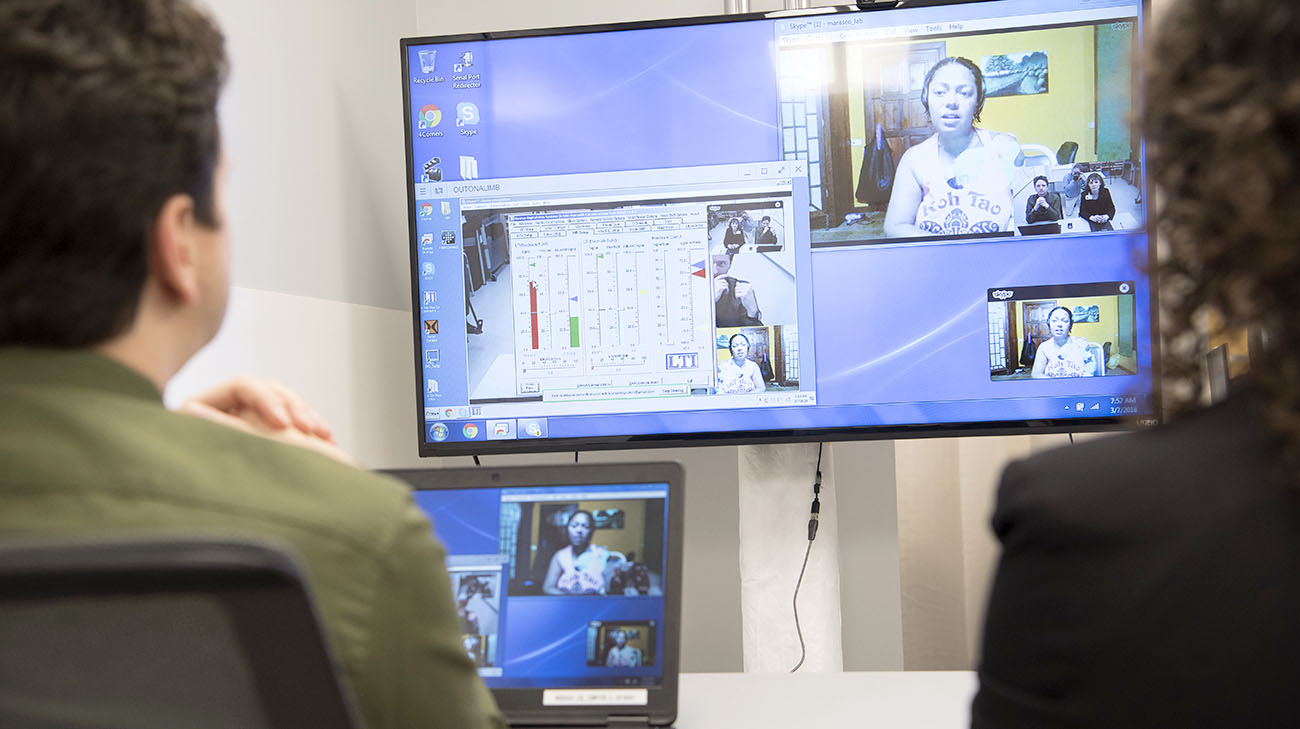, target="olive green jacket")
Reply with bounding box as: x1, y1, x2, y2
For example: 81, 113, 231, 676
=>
0, 348, 505, 729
